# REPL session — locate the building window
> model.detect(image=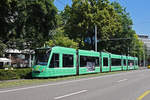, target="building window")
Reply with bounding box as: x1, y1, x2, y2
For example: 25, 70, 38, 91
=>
63, 54, 74, 68
103, 57, 108, 66
49, 53, 59, 68
111, 58, 121, 66
80, 56, 99, 67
